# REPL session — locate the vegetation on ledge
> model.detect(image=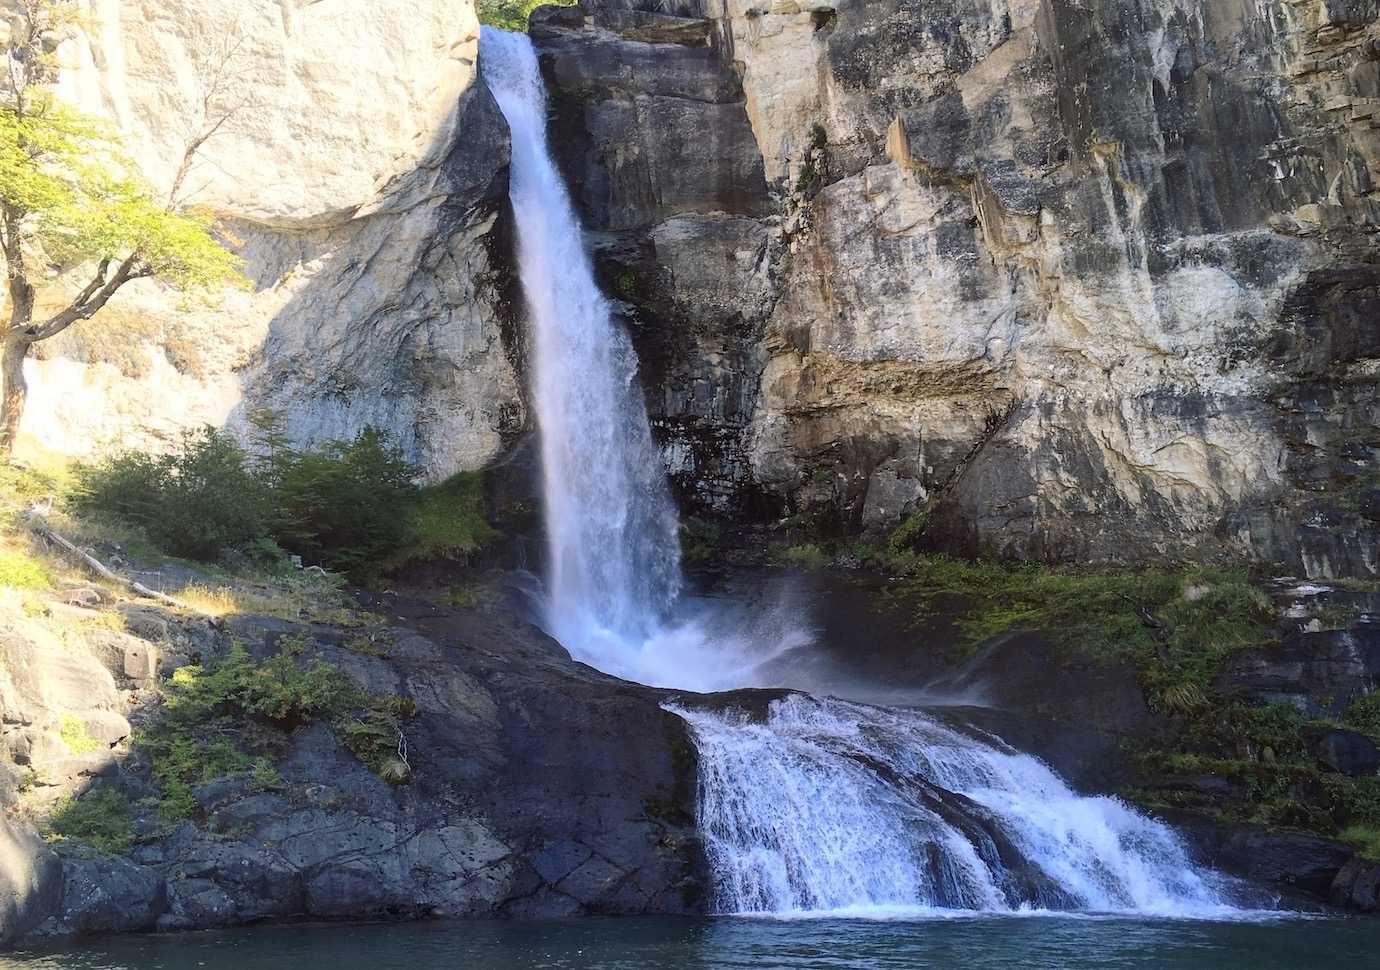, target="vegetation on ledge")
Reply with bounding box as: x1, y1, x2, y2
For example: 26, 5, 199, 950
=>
72, 421, 497, 581
45, 789, 134, 856
136, 635, 417, 824
477, 0, 576, 32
